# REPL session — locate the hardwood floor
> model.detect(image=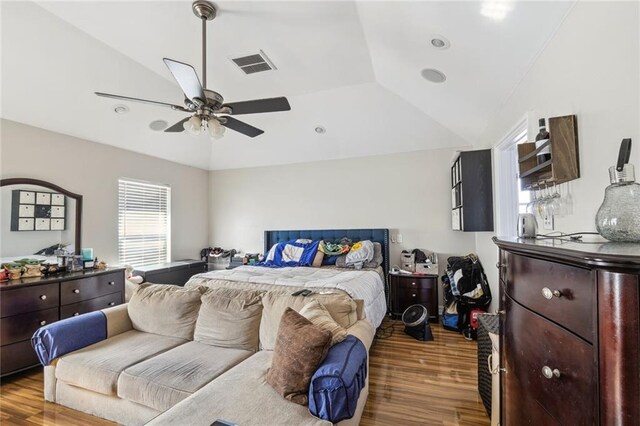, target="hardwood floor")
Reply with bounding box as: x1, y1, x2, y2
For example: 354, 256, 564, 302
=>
0, 320, 489, 426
